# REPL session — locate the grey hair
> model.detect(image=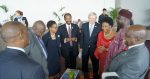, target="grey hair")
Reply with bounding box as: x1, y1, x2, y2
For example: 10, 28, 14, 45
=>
126, 25, 146, 40
88, 12, 97, 18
